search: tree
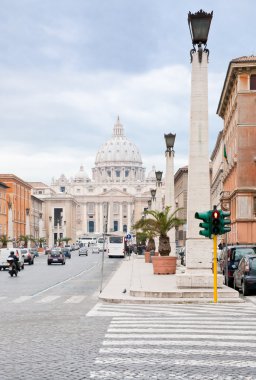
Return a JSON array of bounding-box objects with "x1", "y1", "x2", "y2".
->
[
  {"x1": 133, "y1": 206, "x2": 185, "y2": 256},
  {"x1": 38, "y1": 237, "x2": 46, "y2": 248},
  {"x1": 0, "y1": 234, "x2": 11, "y2": 248},
  {"x1": 18, "y1": 235, "x2": 35, "y2": 248}
]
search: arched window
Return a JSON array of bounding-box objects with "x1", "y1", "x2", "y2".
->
[
  {"x1": 123, "y1": 225, "x2": 127, "y2": 233},
  {"x1": 250, "y1": 75, "x2": 256, "y2": 90},
  {"x1": 114, "y1": 221, "x2": 118, "y2": 232}
]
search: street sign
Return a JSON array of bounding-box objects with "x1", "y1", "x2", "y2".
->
[{"x1": 126, "y1": 234, "x2": 132, "y2": 240}]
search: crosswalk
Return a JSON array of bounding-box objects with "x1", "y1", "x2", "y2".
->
[
  {"x1": 87, "y1": 303, "x2": 256, "y2": 379},
  {"x1": 0, "y1": 294, "x2": 87, "y2": 304}
]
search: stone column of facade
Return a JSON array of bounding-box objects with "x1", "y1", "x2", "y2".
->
[
  {"x1": 176, "y1": 51, "x2": 222, "y2": 288},
  {"x1": 107, "y1": 202, "x2": 112, "y2": 233},
  {"x1": 99, "y1": 203, "x2": 103, "y2": 234},
  {"x1": 119, "y1": 203, "x2": 123, "y2": 232},
  {"x1": 25, "y1": 208, "x2": 31, "y2": 248},
  {"x1": 165, "y1": 149, "x2": 176, "y2": 256},
  {"x1": 127, "y1": 203, "x2": 131, "y2": 233},
  {"x1": 95, "y1": 202, "x2": 98, "y2": 233},
  {"x1": 7, "y1": 201, "x2": 13, "y2": 248},
  {"x1": 84, "y1": 203, "x2": 87, "y2": 233},
  {"x1": 155, "y1": 182, "x2": 162, "y2": 211}
]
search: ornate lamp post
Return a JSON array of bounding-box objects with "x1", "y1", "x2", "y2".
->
[
  {"x1": 177, "y1": 10, "x2": 215, "y2": 288},
  {"x1": 25, "y1": 208, "x2": 31, "y2": 248},
  {"x1": 48, "y1": 216, "x2": 53, "y2": 248},
  {"x1": 164, "y1": 132, "x2": 176, "y2": 256},
  {"x1": 155, "y1": 171, "x2": 163, "y2": 211}
]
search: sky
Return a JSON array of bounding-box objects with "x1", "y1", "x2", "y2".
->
[{"x1": 0, "y1": 0, "x2": 255, "y2": 184}]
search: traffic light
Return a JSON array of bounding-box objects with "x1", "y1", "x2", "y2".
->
[
  {"x1": 220, "y1": 210, "x2": 231, "y2": 234},
  {"x1": 211, "y1": 209, "x2": 221, "y2": 235},
  {"x1": 195, "y1": 211, "x2": 212, "y2": 238}
]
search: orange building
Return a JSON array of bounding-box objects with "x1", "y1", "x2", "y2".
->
[
  {"x1": 0, "y1": 174, "x2": 32, "y2": 241},
  {"x1": 0, "y1": 182, "x2": 9, "y2": 237},
  {"x1": 217, "y1": 56, "x2": 256, "y2": 244}
]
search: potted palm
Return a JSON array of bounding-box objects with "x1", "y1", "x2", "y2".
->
[
  {"x1": 134, "y1": 206, "x2": 185, "y2": 274},
  {"x1": 0, "y1": 234, "x2": 11, "y2": 248},
  {"x1": 133, "y1": 225, "x2": 156, "y2": 263}
]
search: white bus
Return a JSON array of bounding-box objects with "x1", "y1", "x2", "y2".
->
[
  {"x1": 107, "y1": 235, "x2": 125, "y2": 258},
  {"x1": 78, "y1": 236, "x2": 97, "y2": 248}
]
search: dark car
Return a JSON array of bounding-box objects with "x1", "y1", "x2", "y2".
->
[
  {"x1": 221, "y1": 245, "x2": 256, "y2": 287},
  {"x1": 233, "y1": 254, "x2": 256, "y2": 296},
  {"x1": 48, "y1": 249, "x2": 66, "y2": 265},
  {"x1": 61, "y1": 247, "x2": 71, "y2": 259}
]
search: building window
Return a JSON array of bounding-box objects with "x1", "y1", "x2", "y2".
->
[
  {"x1": 88, "y1": 203, "x2": 94, "y2": 214},
  {"x1": 250, "y1": 75, "x2": 256, "y2": 90},
  {"x1": 60, "y1": 186, "x2": 65, "y2": 192},
  {"x1": 88, "y1": 221, "x2": 95, "y2": 232},
  {"x1": 123, "y1": 188, "x2": 127, "y2": 192},
  {"x1": 103, "y1": 188, "x2": 107, "y2": 192},
  {"x1": 116, "y1": 170, "x2": 120, "y2": 177},
  {"x1": 125, "y1": 170, "x2": 129, "y2": 177},
  {"x1": 123, "y1": 224, "x2": 127, "y2": 233},
  {"x1": 114, "y1": 221, "x2": 118, "y2": 232},
  {"x1": 113, "y1": 203, "x2": 119, "y2": 214}
]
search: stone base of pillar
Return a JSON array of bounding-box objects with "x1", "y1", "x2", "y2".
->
[
  {"x1": 176, "y1": 270, "x2": 224, "y2": 288},
  {"x1": 7, "y1": 242, "x2": 14, "y2": 249}
]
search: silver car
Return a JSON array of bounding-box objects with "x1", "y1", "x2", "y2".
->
[{"x1": 78, "y1": 247, "x2": 88, "y2": 256}]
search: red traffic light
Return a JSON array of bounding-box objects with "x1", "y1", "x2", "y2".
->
[{"x1": 212, "y1": 210, "x2": 220, "y2": 219}]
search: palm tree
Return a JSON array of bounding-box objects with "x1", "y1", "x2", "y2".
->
[
  {"x1": 38, "y1": 237, "x2": 46, "y2": 248},
  {"x1": 0, "y1": 234, "x2": 10, "y2": 248},
  {"x1": 133, "y1": 206, "x2": 185, "y2": 256},
  {"x1": 18, "y1": 235, "x2": 35, "y2": 248}
]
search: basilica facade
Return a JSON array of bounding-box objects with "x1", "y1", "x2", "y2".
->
[{"x1": 31, "y1": 117, "x2": 156, "y2": 244}]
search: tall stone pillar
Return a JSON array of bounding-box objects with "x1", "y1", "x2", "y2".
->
[
  {"x1": 127, "y1": 203, "x2": 131, "y2": 233},
  {"x1": 119, "y1": 203, "x2": 123, "y2": 232},
  {"x1": 48, "y1": 216, "x2": 53, "y2": 248},
  {"x1": 176, "y1": 50, "x2": 219, "y2": 288},
  {"x1": 99, "y1": 203, "x2": 103, "y2": 233},
  {"x1": 39, "y1": 213, "x2": 44, "y2": 238}
]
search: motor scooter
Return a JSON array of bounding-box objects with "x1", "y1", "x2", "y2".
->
[{"x1": 7, "y1": 258, "x2": 18, "y2": 277}]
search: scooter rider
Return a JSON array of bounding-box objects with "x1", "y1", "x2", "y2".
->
[{"x1": 7, "y1": 251, "x2": 20, "y2": 271}]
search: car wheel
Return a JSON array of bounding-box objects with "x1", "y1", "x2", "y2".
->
[
  {"x1": 242, "y1": 281, "x2": 249, "y2": 296},
  {"x1": 48, "y1": 262, "x2": 51, "y2": 265},
  {"x1": 31, "y1": 260, "x2": 34, "y2": 265}
]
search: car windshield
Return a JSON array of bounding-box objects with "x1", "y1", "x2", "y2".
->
[
  {"x1": 51, "y1": 251, "x2": 60, "y2": 256},
  {"x1": 233, "y1": 248, "x2": 256, "y2": 261}
]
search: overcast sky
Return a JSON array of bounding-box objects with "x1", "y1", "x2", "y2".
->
[{"x1": 0, "y1": 0, "x2": 255, "y2": 184}]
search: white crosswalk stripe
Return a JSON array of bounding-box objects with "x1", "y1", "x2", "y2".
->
[
  {"x1": 36, "y1": 295, "x2": 61, "y2": 303},
  {"x1": 64, "y1": 295, "x2": 86, "y2": 303},
  {"x1": 88, "y1": 302, "x2": 256, "y2": 379},
  {"x1": 12, "y1": 296, "x2": 32, "y2": 303}
]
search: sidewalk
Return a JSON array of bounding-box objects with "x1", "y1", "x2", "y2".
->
[{"x1": 99, "y1": 254, "x2": 244, "y2": 304}]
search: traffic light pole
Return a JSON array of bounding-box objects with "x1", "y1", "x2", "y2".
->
[{"x1": 213, "y1": 234, "x2": 218, "y2": 303}]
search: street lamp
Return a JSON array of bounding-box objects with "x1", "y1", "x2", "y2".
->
[
  {"x1": 164, "y1": 132, "x2": 176, "y2": 256},
  {"x1": 155, "y1": 170, "x2": 163, "y2": 183},
  {"x1": 164, "y1": 133, "x2": 176, "y2": 152},
  {"x1": 150, "y1": 188, "x2": 156, "y2": 200},
  {"x1": 188, "y1": 10, "x2": 213, "y2": 62}
]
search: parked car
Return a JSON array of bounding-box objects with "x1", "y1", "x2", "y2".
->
[
  {"x1": 220, "y1": 245, "x2": 256, "y2": 287},
  {"x1": 61, "y1": 247, "x2": 71, "y2": 259},
  {"x1": 233, "y1": 254, "x2": 256, "y2": 296},
  {"x1": 78, "y1": 247, "x2": 88, "y2": 256},
  {"x1": 21, "y1": 248, "x2": 35, "y2": 265},
  {"x1": 48, "y1": 249, "x2": 66, "y2": 265}
]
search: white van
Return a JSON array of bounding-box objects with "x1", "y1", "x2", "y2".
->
[{"x1": 0, "y1": 248, "x2": 25, "y2": 271}]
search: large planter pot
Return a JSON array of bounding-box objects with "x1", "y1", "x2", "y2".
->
[
  {"x1": 151, "y1": 256, "x2": 177, "y2": 275},
  {"x1": 144, "y1": 250, "x2": 156, "y2": 263}
]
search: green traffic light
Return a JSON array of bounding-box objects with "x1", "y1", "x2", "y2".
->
[{"x1": 195, "y1": 211, "x2": 212, "y2": 238}]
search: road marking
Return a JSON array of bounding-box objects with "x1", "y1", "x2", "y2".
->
[
  {"x1": 12, "y1": 296, "x2": 32, "y2": 303},
  {"x1": 31, "y1": 263, "x2": 99, "y2": 298},
  {"x1": 36, "y1": 296, "x2": 61, "y2": 303},
  {"x1": 64, "y1": 296, "x2": 86, "y2": 303}
]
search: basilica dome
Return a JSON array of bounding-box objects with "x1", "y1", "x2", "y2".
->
[
  {"x1": 93, "y1": 117, "x2": 145, "y2": 183},
  {"x1": 95, "y1": 117, "x2": 142, "y2": 167}
]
